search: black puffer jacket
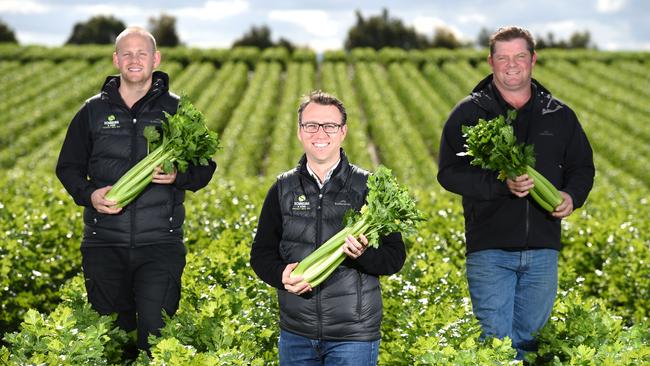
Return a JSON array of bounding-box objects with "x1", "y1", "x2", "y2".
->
[
  {"x1": 56, "y1": 71, "x2": 216, "y2": 247},
  {"x1": 250, "y1": 151, "x2": 406, "y2": 341},
  {"x1": 437, "y1": 75, "x2": 594, "y2": 254}
]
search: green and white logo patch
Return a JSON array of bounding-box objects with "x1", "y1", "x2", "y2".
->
[
  {"x1": 102, "y1": 114, "x2": 120, "y2": 129},
  {"x1": 292, "y1": 194, "x2": 310, "y2": 211}
]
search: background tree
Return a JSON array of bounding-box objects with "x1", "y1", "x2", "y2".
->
[
  {"x1": 536, "y1": 30, "x2": 593, "y2": 49},
  {"x1": 476, "y1": 27, "x2": 492, "y2": 48},
  {"x1": 149, "y1": 13, "x2": 181, "y2": 47},
  {"x1": 66, "y1": 15, "x2": 125, "y2": 45},
  {"x1": 568, "y1": 30, "x2": 592, "y2": 48},
  {"x1": 233, "y1": 25, "x2": 274, "y2": 49},
  {"x1": 232, "y1": 25, "x2": 295, "y2": 51},
  {"x1": 276, "y1": 37, "x2": 295, "y2": 53},
  {"x1": 345, "y1": 8, "x2": 429, "y2": 50},
  {"x1": 0, "y1": 19, "x2": 18, "y2": 44},
  {"x1": 431, "y1": 26, "x2": 462, "y2": 49}
]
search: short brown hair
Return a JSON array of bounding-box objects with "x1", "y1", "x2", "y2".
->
[
  {"x1": 298, "y1": 90, "x2": 347, "y2": 125},
  {"x1": 489, "y1": 26, "x2": 535, "y2": 55}
]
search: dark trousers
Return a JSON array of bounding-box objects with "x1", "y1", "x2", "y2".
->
[{"x1": 81, "y1": 244, "x2": 186, "y2": 351}]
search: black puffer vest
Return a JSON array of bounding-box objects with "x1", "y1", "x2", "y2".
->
[
  {"x1": 82, "y1": 71, "x2": 184, "y2": 247},
  {"x1": 276, "y1": 152, "x2": 384, "y2": 341}
]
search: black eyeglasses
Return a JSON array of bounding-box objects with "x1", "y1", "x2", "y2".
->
[{"x1": 299, "y1": 122, "x2": 343, "y2": 134}]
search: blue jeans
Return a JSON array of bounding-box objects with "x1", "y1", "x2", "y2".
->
[
  {"x1": 278, "y1": 329, "x2": 379, "y2": 366},
  {"x1": 466, "y1": 248, "x2": 558, "y2": 360}
]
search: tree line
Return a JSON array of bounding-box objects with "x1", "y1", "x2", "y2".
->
[{"x1": 1, "y1": 9, "x2": 594, "y2": 50}]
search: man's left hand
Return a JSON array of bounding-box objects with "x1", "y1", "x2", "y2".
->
[
  {"x1": 342, "y1": 234, "x2": 368, "y2": 259},
  {"x1": 152, "y1": 166, "x2": 177, "y2": 184},
  {"x1": 552, "y1": 191, "x2": 574, "y2": 218}
]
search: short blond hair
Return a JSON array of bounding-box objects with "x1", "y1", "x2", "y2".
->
[{"x1": 115, "y1": 26, "x2": 157, "y2": 52}]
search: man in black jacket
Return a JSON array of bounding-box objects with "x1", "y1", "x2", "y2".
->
[
  {"x1": 56, "y1": 26, "x2": 215, "y2": 355},
  {"x1": 250, "y1": 90, "x2": 405, "y2": 365},
  {"x1": 437, "y1": 27, "x2": 594, "y2": 360}
]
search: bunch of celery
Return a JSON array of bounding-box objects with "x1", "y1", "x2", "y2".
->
[
  {"x1": 457, "y1": 110, "x2": 562, "y2": 211},
  {"x1": 290, "y1": 165, "x2": 422, "y2": 287},
  {"x1": 105, "y1": 95, "x2": 220, "y2": 208}
]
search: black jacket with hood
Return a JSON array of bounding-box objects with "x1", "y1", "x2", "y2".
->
[
  {"x1": 56, "y1": 71, "x2": 216, "y2": 247},
  {"x1": 437, "y1": 75, "x2": 594, "y2": 254}
]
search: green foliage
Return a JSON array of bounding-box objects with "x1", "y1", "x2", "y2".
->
[
  {"x1": 291, "y1": 48, "x2": 317, "y2": 63},
  {"x1": 529, "y1": 290, "x2": 650, "y2": 365},
  {"x1": 158, "y1": 95, "x2": 222, "y2": 173},
  {"x1": 431, "y1": 27, "x2": 463, "y2": 49},
  {"x1": 1, "y1": 276, "x2": 129, "y2": 365},
  {"x1": 0, "y1": 172, "x2": 84, "y2": 333},
  {"x1": 459, "y1": 111, "x2": 535, "y2": 180},
  {"x1": 0, "y1": 48, "x2": 649, "y2": 365},
  {"x1": 378, "y1": 47, "x2": 408, "y2": 64},
  {"x1": 233, "y1": 25, "x2": 273, "y2": 49},
  {"x1": 65, "y1": 15, "x2": 126, "y2": 45},
  {"x1": 293, "y1": 166, "x2": 423, "y2": 286},
  {"x1": 106, "y1": 95, "x2": 221, "y2": 207},
  {"x1": 232, "y1": 25, "x2": 295, "y2": 52},
  {"x1": 360, "y1": 165, "x2": 424, "y2": 245},
  {"x1": 260, "y1": 47, "x2": 289, "y2": 64},
  {"x1": 536, "y1": 30, "x2": 594, "y2": 50},
  {"x1": 345, "y1": 8, "x2": 430, "y2": 50},
  {"x1": 228, "y1": 47, "x2": 260, "y2": 68},
  {"x1": 0, "y1": 19, "x2": 18, "y2": 44},
  {"x1": 350, "y1": 47, "x2": 378, "y2": 62}
]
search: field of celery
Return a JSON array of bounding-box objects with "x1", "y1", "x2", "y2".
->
[{"x1": 0, "y1": 45, "x2": 648, "y2": 365}]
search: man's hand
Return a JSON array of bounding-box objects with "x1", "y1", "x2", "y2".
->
[
  {"x1": 152, "y1": 166, "x2": 177, "y2": 184},
  {"x1": 342, "y1": 234, "x2": 368, "y2": 259},
  {"x1": 552, "y1": 191, "x2": 574, "y2": 219},
  {"x1": 506, "y1": 174, "x2": 534, "y2": 197},
  {"x1": 282, "y1": 263, "x2": 312, "y2": 295},
  {"x1": 91, "y1": 186, "x2": 122, "y2": 214}
]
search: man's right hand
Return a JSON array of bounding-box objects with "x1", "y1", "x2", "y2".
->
[
  {"x1": 282, "y1": 262, "x2": 312, "y2": 295},
  {"x1": 506, "y1": 174, "x2": 534, "y2": 197},
  {"x1": 91, "y1": 186, "x2": 122, "y2": 214}
]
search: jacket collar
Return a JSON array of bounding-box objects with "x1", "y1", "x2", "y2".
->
[
  {"x1": 100, "y1": 70, "x2": 170, "y2": 107},
  {"x1": 298, "y1": 148, "x2": 351, "y2": 192},
  {"x1": 470, "y1": 74, "x2": 560, "y2": 116}
]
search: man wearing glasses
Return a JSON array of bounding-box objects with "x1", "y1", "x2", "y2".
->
[{"x1": 250, "y1": 90, "x2": 405, "y2": 365}]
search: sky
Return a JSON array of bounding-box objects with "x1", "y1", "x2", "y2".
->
[{"x1": 1, "y1": 0, "x2": 648, "y2": 52}]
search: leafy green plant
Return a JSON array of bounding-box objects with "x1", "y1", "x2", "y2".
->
[
  {"x1": 458, "y1": 112, "x2": 563, "y2": 211},
  {"x1": 528, "y1": 289, "x2": 650, "y2": 365},
  {"x1": 291, "y1": 165, "x2": 423, "y2": 287},
  {"x1": 105, "y1": 95, "x2": 221, "y2": 207}
]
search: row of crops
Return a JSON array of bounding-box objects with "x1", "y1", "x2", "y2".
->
[{"x1": 0, "y1": 45, "x2": 648, "y2": 365}]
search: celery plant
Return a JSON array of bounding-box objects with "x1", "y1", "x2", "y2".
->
[
  {"x1": 105, "y1": 96, "x2": 221, "y2": 207},
  {"x1": 457, "y1": 110, "x2": 563, "y2": 211},
  {"x1": 291, "y1": 166, "x2": 422, "y2": 287}
]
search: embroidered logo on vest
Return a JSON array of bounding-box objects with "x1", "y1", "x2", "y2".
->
[
  {"x1": 102, "y1": 114, "x2": 120, "y2": 129},
  {"x1": 292, "y1": 194, "x2": 311, "y2": 211}
]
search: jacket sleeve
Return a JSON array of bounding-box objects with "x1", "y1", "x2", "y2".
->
[
  {"x1": 55, "y1": 104, "x2": 96, "y2": 207},
  {"x1": 250, "y1": 182, "x2": 286, "y2": 289},
  {"x1": 560, "y1": 109, "x2": 595, "y2": 209},
  {"x1": 436, "y1": 100, "x2": 512, "y2": 200},
  {"x1": 355, "y1": 232, "x2": 406, "y2": 276},
  {"x1": 174, "y1": 159, "x2": 217, "y2": 192}
]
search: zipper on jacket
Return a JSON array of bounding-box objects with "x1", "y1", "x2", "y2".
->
[
  {"x1": 315, "y1": 189, "x2": 324, "y2": 340},
  {"x1": 130, "y1": 116, "x2": 138, "y2": 248}
]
